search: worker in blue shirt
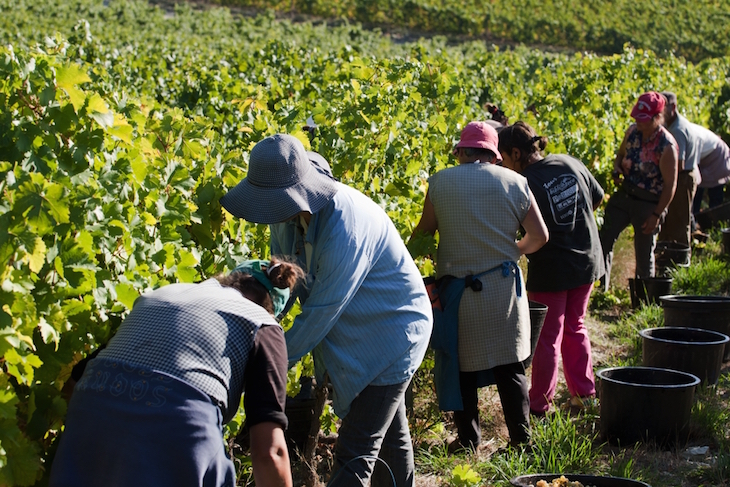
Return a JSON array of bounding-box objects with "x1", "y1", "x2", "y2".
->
[{"x1": 221, "y1": 134, "x2": 433, "y2": 487}]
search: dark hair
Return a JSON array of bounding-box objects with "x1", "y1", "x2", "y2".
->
[
  {"x1": 485, "y1": 103, "x2": 509, "y2": 125},
  {"x1": 216, "y1": 256, "x2": 305, "y2": 315},
  {"x1": 462, "y1": 147, "x2": 496, "y2": 162},
  {"x1": 661, "y1": 91, "x2": 677, "y2": 106},
  {"x1": 498, "y1": 121, "x2": 548, "y2": 171}
]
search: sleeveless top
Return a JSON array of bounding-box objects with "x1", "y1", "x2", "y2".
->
[
  {"x1": 428, "y1": 163, "x2": 531, "y2": 371},
  {"x1": 623, "y1": 124, "x2": 677, "y2": 196}
]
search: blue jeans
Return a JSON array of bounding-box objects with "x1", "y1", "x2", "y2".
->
[{"x1": 328, "y1": 381, "x2": 413, "y2": 487}]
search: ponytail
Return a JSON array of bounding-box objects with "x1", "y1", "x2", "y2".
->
[
  {"x1": 498, "y1": 121, "x2": 548, "y2": 170},
  {"x1": 217, "y1": 256, "x2": 305, "y2": 317}
]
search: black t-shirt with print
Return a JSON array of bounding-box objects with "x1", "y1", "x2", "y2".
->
[{"x1": 522, "y1": 154, "x2": 605, "y2": 292}]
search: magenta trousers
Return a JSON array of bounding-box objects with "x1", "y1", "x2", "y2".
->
[{"x1": 528, "y1": 283, "x2": 596, "y2": 414}]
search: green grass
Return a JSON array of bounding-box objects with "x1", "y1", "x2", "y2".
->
[{"x1": 670, "y1": 257, "x2": 730, "y2": 296}]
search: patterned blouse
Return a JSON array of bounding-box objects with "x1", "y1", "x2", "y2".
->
[{"x1": 623, "y1": 124, "x2": 677, "y2": 196}]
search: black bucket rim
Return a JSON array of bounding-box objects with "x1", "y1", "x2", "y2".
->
[
  {"x1": 629, "y1": 276, "x2": 674, "y2": 283},
  {"x1": 510, "y1": 473, "x2": 651, "y2": 487},
  {"x1": 597, "y1": 366, "x2": 701, "y2": 389},
  {"x1": 639, "y1": 327, "x2": 730, "y2": 346},
  {"x1": 655, "y1": 241, "x2": 691, "y2": 251},
  {"x1": 528, "y1": 300, "x2": 548, "y2": 310},
  {"x1": 659, "y1": 294, "x2": 730, "y2": 305}
]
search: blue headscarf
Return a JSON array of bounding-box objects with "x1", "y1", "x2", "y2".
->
[{"x1": 232, "y1": 260, "x2": 290, "y2": 317}]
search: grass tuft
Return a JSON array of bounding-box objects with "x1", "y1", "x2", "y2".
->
[{"x1": 670, "y1": 256, "x2": 730, "y2": 296}]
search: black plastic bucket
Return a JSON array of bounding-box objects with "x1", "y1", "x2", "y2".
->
[
  {"x1": 629, "y1": 277, "x2": 672, "y2": 308},
  {"x1": 640, "y1": 327, "x2": 729, "y2": 386},
  {"x1": 654, "y1": 241, "x2": 690, "y2": 277},
  {"x1": 523, "y1": 300, "x2": 548, "y2": 368},
  {"x1": 511, "y1": 474, "x2": 651, "y2": 487},
  {"x1": 695, "y1": 200, "x2": 730, "y2": 230},
  {"x1": 722, "y1": 228, "x2": 730, "y2": 255},
  {"x1": 597, "y1": 366, "x2": 700, "y2": 446},
  {"x1": 660, "y1": 295, "x2": 730, "y2": 362}
]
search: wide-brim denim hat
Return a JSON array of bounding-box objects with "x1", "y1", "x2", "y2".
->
[
  {"x1": 221, "y1": 134, "x2": 339, "y2": 224},
  {"x1": 307, "y1": 151, "x2": 336, "y2": 179}
]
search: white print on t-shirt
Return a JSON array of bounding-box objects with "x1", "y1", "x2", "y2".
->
[{"x1": 542, "y1": 174, "x2": 584, "y2": 226}]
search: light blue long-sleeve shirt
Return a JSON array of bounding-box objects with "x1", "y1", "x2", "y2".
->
[{"x1": 270, "y1": 183, "x2": 432, "y2": 417}]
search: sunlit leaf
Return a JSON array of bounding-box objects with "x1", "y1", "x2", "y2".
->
[{"x1": 115, "y1": 283, "x2": 139, "y2": 310}]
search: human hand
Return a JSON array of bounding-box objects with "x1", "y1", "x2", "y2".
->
[
  {"x1": 620, "y1": 158, "x2": 631, "y2": 173},
  {"x1": 611, "y1": 169, "x2": 622, "y2": 184},
  {"x1": 641, "y1": 213, "x2": 660, "y2": 234}
]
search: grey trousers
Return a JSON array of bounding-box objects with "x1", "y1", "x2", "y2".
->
[
  {"x1": 599, "y1": 190, "x2": 661, "y2": 291},
  {"x1": 329, "y1": 381, "x2": 413, "y2": 487}
]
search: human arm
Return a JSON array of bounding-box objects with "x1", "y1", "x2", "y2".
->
[
  {"x1": 410, "y1": 190, "x2": 438, "y2": 238},
  {"x1": 584, "y1": 166, "x2": 605, "y2": 211},
  {"x1": 407, "y1": 190, "x2": 438, "y2": 255},
  {"x1": 614, "y1": 130, "x2": 630, "y2": 177},
  {"x1": 516, "y1": 189, "x2": 549, "y2": 255},
  {"x1": 243, "y1": 326, "x2": 292, "y2": 487},
  {"x1": 641, "y1": 144, "x2": 678, "y2": 234},
  {"x1": 283, "y1": 212, "x2": 372, "y2": 363},
  {"x1": 250, "y1": 422, "x2": 292, "y2": 487}
]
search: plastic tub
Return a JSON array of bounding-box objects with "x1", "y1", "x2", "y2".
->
[
  {"x1": 695, "y1": 200, "x2": 730, "y2": 230},
  {"x1": 641, "y1": 327, "x2": 729, "y2": 386},
  {"x1": 285, "y1": 376, "x2": 317, "y2": 450},
  {"x1": 654, "y1": 241, "x2": 690, "y2": 277},
  {"x1": 660, "y1": 295, "x2": 730, "y2": 361},
  {"x1": 523, "y1": 300, "x2": 548, "y2": 368},
  {"x1": 629, "y1": 277, "x2": 672, "y2": 308},
  {"x1": 597, "y1": 366, "x2": 700, "y2": 446}
]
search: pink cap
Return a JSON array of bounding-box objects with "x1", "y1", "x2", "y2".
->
[
  {"x1": 454, "y1": 121, "x2": 503, "y2": 162},
  {"x1": 630, "y1": 92, "x2": 665, "y2": 122}
]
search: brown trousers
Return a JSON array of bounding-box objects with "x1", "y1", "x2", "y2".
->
[{"x1": 658, "y1": 170, "x2": 699, "y2": 247}]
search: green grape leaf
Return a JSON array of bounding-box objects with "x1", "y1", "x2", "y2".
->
[
  {"x1": 90, "y1": 111, "x2": 114, "y2": 129},
  {"x1": 61, "y1": 86, "x2": 87, "y2": 112},
  {"x1": 110, "y1": 117, "x2": 133, "y2": 144},
  {"x1": 0, "y1": 424, "x2": 43, "y2": 486},
  {"x1": 56, "y1": 64, "x2": 91, "y2": 113},
  {"x1": 115, "y1": 282, "x2": 139, "y2": 310},
  {"x1": 0, "y1": 388, "x2": 19, "y2": 421},
  {"x1": 61, "y1": 298, "x2": 90, "y2": 317},
  {"x1": 174, "y1": 249, "x2": 200, "y2": 283},
  {"x1": 451, "y1": 464, "x2": 481, "y2": 487},
  {"x1": 86, "y1": 93, "x2": 109, "y2": 114},
  {"x1": 37, "y1": 317, "x2": 60, "y2": 347},
  {"x1": 23, "y1": 237, "x2": 46, "y2": 274},
  {"x1": 44, "y1": 183, "x2": 70, "y2": 224},
  {"x1": 56, "y1": 64, "x2": 91, "y2": 89},
  {"x1": 128, "y1": 150, "x2": 149, "y2": 183}
]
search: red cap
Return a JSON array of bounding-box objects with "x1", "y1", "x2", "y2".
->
[
  {"x1": 630, "y1": 92, "x2": 665, "y2": 122},
  {"x1": 454, "y1": 121, "x2": 502, "y2": 162}
]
